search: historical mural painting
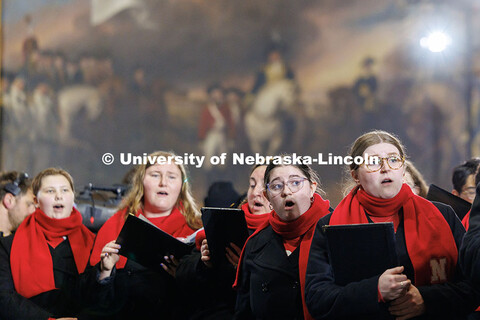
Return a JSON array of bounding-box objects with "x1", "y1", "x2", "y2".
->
[{"x1": 1, "y1": 0, "x2": 479, "y2": 204}]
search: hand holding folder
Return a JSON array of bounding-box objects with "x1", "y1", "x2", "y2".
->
[
  {"x1": 201, "y1": 207, "x2": 249, "y2": 267},
  {"x1": 116, "y1": 214, "x2": 194, "y2": 272},
  {"x1": 323, "y1": 222, "x2": 398, "y2": 286}
]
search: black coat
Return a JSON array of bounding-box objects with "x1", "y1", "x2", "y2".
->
[
  {"x1": 234, "y1": 226, "x2": 304, "y2": 320},
  {"x1": 460, "y1": 185, "x2": 480, "y2": 284},
  {"x1": 93, "y1": 258, "x2": 177, "y2": 320},
  {"x1": 175, "y1": 249, "x2": 236, "y2": 320},
  {"x1": 174, "y1": 227, "x2": 259, "y2": 320},
  {"x1": 305, "y1": 202, "x2": 478, "y2": 320},
  {"x1": 0, "y1": 234, "x2": 114, "y2": 320}
]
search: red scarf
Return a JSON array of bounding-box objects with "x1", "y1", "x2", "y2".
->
[
  {"x1": 10, "y1": 208, "x2": 94, "y2": 298},
  {"x1": 462, "y1": 210, "x2": 471, "y2": 230},
  {"x1": 330, "y1": 184, "x2": 458, "y2": 286},
  {"x1": 90, "y1": 206, "x2": 195, "y2": 269},
  {"x1": 233, "y1": 193, "x2": 330, "y2": 320},
  {"x1": 241, "y1": 202, "x2": 269, "y2": 230}
]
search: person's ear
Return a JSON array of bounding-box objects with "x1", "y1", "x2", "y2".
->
[
  {"x1": 2, "y1": 193, "x2": 16, "y2": 210},
  {"x1": 310, "y1": 181, "x2": 317, "y2": 198},
  {"x1": 351, "y1": 170, "x2": 360, "y2": 184},
  {"x1": 452, "y1": 189, "x2": 460, "y2": 197}
]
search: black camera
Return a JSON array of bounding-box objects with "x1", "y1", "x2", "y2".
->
[{"x1": 76, "y1": 183, "x2": 129, "y2": 232}]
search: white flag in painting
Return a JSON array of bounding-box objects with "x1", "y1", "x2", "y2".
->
[{"x1": 90, "y1": 0, "x2": 157, "y2": 29}]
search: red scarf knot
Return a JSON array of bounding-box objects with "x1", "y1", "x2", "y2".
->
[{"x1": 11, "y1": 208, "x2": 94, "y2": 298}]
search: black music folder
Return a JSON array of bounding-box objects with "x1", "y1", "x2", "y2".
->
[
  {"x1": 201, "y1": 207, "x2": 249, "y2": 266},
  {"x1": 427, "y1": 184, "x2": 471, "y2": 220},
  {"x1": 323, "y1": 222, "x2": 398, "y2": 286},
  {"x1": 116, "y1": 214, "x2": 193, "y2": 272}
]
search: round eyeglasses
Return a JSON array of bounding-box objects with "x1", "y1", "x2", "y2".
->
[
  {"x1": 266, "y1": 177, "x2": 308, "y2": 196},
  {"x1": 364, "y1": 156, "x2": 404, "y2": 172}
]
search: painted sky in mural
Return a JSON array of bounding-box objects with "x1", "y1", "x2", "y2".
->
[{"x1": 1, "y1": 0, "x2": 477, "y2": 204}]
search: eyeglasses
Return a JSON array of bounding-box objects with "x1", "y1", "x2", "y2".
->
[
  {"x1": 266, "y1": 177, "x2": 308, "y2": 196},
  {"x1": 461, "y1": 187, "x2": 476, "y2": 201},
  {"x1": 364, "y1": 156, "x2": 404, "y2": 172}
]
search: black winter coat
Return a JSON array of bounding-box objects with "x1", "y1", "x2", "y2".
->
[
  {"x1": 234, "y1": 226, "x2": 304, "y2": 320},
  {"x1": 0, "y1": 235, "x2": 114, "y2": 320},
  {"x1": 305, "y1": 202, "x2": 478, "y2": 320}
]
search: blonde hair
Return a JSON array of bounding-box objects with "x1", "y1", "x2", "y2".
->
[
  {"x1": 32, "y1": 167, "x2": 74, "y2": 196},
  {"x1": 343, "y1": 130, "x2": 406, "y2": 195},
  {"x1": 405, "y1": 160, "x2": 428, "y2": 198},
  {"x1": 120, "y1": 151, "x2": 202, "y2": 229}
]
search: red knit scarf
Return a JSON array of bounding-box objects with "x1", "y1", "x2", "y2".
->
[
  {"x1": 241, "y1": 202, "x2": 269, "y2": 230},
  {"x1": 90, "y1": 206, "x2": 195, "y2": 269},
  {"x1": 10, "y1": 208, "x2": 94, "y2": 298},
  {"x1": 233, "y1": 193, "x2": 330, "y2": 320},
  {"x1": 330, "y1": 184, "x2": 458, "y2": 286}
]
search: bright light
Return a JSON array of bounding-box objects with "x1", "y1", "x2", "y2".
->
[{"x1": 420, "y1": 31, "x2": 451, "y2": 53}]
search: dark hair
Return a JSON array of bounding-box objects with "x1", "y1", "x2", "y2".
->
[
  {"x1": 0, "y1": 171, "x2": 32, "y2": 200},
  {"x1": 452, "y1": 158, "x2": 480, "y2": 193},
  {"x1": 207, "y1": 83, "x2": 223, "y2": 95},
  {"x1": 225, "y1": 87, "x2": 244, "y2": 98},
  {"x1": 263, "y1": 156, "x2": 322, "y2": 195}
]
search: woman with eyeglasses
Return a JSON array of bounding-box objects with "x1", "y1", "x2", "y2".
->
[
  {"x1": 233, "y1": 160, "x2": 332, "y2": 319},
  {"x1": 305, "y1": 130, "x2": 477, "y2": 320}
]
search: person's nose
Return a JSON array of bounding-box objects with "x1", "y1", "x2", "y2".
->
[
  {"x1": 282, "y1": 183, "x2": 293, "y2": 196},
  {"x1": 380, "y1": 158, "x2": 390, "y2": 173},
  {"x1": 55, "y1": 190, "x2": 63, "y2": 200},
  {"x1": 253, "y1": 185, "x2": 263, "y2": 196},
  {"x1": 159, "y1": 175, "x2": 167, "y2": 186}
]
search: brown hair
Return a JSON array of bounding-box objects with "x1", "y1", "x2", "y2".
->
[
  {"x1": 344, "y1": 130, "x2": 406, "y2": 195},
  {"x1": 32, "y1": 168, "x2": 74, "y2": 196},
  {"x1": 120, "y1": 150, "x2": 202, "y2": 229},
  {"x1": 238, "y1": 164, "x2": 267, "y2": 208},
  {"x1": 263, "y1": 155, "x2": 325, "y2": 197},
  {"x1": 0, "y1": 171, "x2": 32, "y2": 199}
]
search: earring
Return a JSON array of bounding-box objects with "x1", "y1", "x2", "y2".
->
[
  {"x1": 269, "y1": 203, "x2": 273, "y2": 210},
  {"x1": 310, "y1": 196, "x2": 314, "y2": 203}
]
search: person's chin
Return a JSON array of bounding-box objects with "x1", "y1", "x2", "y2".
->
[{"x1": 378, "y1": 190, "x2": 398, "y2": 199}]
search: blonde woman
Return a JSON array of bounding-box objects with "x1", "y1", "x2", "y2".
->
[{"x1": 90, "y1": 150, "x2": 201, "y2": 319}]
